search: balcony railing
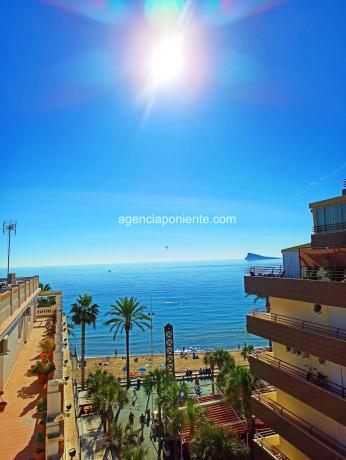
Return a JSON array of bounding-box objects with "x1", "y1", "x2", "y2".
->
[
  {"x1": 252, "y1": 352, "x2": 346, "y2": 399},
  {"x1": 246, "y1": 266, "x2": 346, "y2": 282},
  {"x1": 249, "y1": 309, "x2": 346, "y2": 342},
  {"x1": 253, "y1": 394, "x2": 346, "y2": 457},
  {"x1": 313, "y1": 222, "x2": 346, "y2": 234},
  {"x1": 254, "y1": 432, "x2": 290, "y2": 460}
]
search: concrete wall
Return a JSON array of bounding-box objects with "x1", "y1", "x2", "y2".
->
[{"x1": 0, "y1": 298, "x2": 36, "y2": 391}]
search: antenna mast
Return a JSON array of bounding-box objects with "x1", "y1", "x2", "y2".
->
[{"x1": 3, "y1": 221, "x2": 17, "y2": 277}]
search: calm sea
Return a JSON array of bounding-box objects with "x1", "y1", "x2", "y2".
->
[{"x1": 8, "y1": 260, "x2": 280, "y2": 357}]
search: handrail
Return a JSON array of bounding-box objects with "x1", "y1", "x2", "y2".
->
[
  {"x1": 252, "y1": 353, "x2": 346, "y2": 398},
  {"x1": 313, "y1": 222, "x2": 346, "y2": 234},
  {"x1": 249, "y1": 309, "x2": 346, "y2": 341},
  {"x1": 245, "y1": 266, "x2": 346, "y2": 282},
  {"x1": 254, "y1": 394, "x2": 346, "y2": 455},
  {"x1": 254, "y1": 432, "x2": 290, "y2": 460}
]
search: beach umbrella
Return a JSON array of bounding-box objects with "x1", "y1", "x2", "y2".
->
[{"x1": 138, "y1": 366, "x2": 148, "y2": 373}]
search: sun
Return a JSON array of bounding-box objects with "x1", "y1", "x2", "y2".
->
[{"x1": 150, "y1": 36, "x2": 184, "y2": 86}]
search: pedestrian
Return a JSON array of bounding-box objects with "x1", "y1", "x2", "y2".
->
[
  {"x1": 140, "y1": 413, "x2": 146, "y2": 430},
  {"x1": 129, "y1": 411, "x2": 135, "y2": 425}
]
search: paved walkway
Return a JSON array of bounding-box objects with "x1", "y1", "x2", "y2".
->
[{"x1": 0, "y1": 320, "x2": 47, "y2": 460}]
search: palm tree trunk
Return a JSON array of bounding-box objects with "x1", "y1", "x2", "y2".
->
[
  {"x1": 126, "y1": 327, "x2": 130, "y2": 388},
  {"x1": 211, "y1": 366, "x2": 215, "y2": 394},
  {"x1": 81, "y1": 321, "x2": 86, "y2": 390}
]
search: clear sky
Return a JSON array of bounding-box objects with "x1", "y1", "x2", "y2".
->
[{"x1": 1, "y1": 0, "x2": 346, "y2": 267}]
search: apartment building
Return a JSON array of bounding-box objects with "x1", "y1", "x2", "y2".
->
[
  {"x1": 0, "y1": 274, "x2": 79, "y2": 460},
  {"x1": 245, "y1": 184, "x2": 346, "y2": 460}
]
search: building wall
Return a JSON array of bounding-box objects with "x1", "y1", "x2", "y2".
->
[
  {"x1": 271, "y1": 298, "x2": 346, "y2": 387},
  {"x1": 275, "y1": 389, "x2": 346, "y2": 446},
  {"x1": 279, "y1": 437, "x2": 309, "y2": 460},
  {"x1": 0, "y1": 296, "x2": 37, "y2": 391}
]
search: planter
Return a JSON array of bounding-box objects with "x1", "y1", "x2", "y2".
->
[
  {"x1": 37, "y1": 374, "x2": 48, "y2": 385},
  {"x1": 0, "y1": 401, "x2": 7, "y2": 412},
  {"x1": 35, "y1": 451, "x2": 45, "y2": 460}
]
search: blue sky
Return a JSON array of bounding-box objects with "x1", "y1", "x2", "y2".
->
[{"x1": 1, "y1": 0, "x2": 346, "y2": 267}]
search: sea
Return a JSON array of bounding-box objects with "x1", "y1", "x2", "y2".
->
[{"x1": 7, "y1": 260, "x2": 280, "y2": 357}]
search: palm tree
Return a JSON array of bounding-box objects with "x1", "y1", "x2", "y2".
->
[
  {"x1": 204, "y1": 349, "x2": 235, "y2": 393},
  {"x1": 87, "y1": 370, "x2": 129, "y2": 440},
  {"x1": 113, "y1": 423, "x2": 141, "y2": 457},
  {"x1": 240, "y1": 344, "x2": 254, "y2": 361},
  {"x1": 123, "y1": 445, "x2": 148, "y2": 460},
  {"x1": 190, "y1": 423, "x2": 247, "y2": 460},
  {"x1": 143, "y1": 369, "x2": 175, "y2": 428},
  {"x1": 185, "y1": 397, "x2": 207, "y2": 437},
  {"x1": 104, "y1": 297, "x2": 150, "y2": 387},
  {"x1": 70, "y1": 294, "x2": 99, "y2": 389},
  {"x1": 224, "y1": 366, "x2": 262, "y2": 425},
  {"x1": 39, "y1": 282, "x2": 51, "y2": 291}
]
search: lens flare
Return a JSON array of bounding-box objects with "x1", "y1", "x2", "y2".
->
[{"x1": 151, "y1": 36, "x2": 184, "y2": 86}]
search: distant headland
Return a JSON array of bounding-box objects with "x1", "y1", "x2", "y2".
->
[{"x1": 245, "y1": 253, "x2": 281, "y2": 261}]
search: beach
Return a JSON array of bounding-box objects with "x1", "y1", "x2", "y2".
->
[{"x1": 78, "y1": 349, "x2": 249, "y2": 381}]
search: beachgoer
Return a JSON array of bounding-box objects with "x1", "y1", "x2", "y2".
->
[{"x1": 136, "y1": 378, "x2": 141, "y2": 390}]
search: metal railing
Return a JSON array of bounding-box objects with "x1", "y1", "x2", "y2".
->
[
  {"x1": 254, "y1": 432, "x2": 290, "y2": 460},
  {"x1": 252, "y1": 352, "x2": 346, "y2": 398},
  {"x1": 313, "y1": 222, "x2": 346, "y2": 234},
  {"x1": 253, "y1": 394, "x2": 346, "y2": 456},
  {"x1": 245, "y1": 266, "x2": 346, "y2": 282},
  {"x1": 249, "y1": 309, "x2": 346, "y2": 341}
]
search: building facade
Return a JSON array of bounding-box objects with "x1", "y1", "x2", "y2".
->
[{"x1": 245, "y1": 185, "x2": 346, "y2": 459}]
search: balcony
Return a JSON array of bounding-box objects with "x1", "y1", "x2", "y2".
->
[
  {"x1": 253, "y1": 431, "x2": 290, "y2": 460},
  {"x1": 312, "y1": 223, "x2": 346, "y2": 248},
  {"x1": 252, "y1": 394, "x2": 346, "y2": 460},
  {"x1": 249, "y1": 353, "x2": 346, "y2": 425},
  {"x1": 244, "y1": 266, "x2": 346, "y2": 308},
  {"x1": 246, "y1": 311, "x2": 346, "y2": 366}
]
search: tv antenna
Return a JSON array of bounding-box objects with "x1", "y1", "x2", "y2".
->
[{"x1": 3, "y1": 221, "x2": 17, "y2": 277}]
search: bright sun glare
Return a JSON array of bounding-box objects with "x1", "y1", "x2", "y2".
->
[{"x1": 150, "y1": 36, "x2": 184, "y2": 86}]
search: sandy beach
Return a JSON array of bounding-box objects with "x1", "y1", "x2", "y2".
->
[{"x1": 78, "y1": 350, "x2": 249, "y2": 382}]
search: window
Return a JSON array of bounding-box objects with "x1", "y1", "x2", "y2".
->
[
  {"x1": 316, "y1": 207, "x2": 325, "y2": 226},
  {"x1": 325, "y1": 206, "x2": 333, "y2": 225},
  {"x1": 333, "y1": 204, "x2": 343, "y2": 224}
]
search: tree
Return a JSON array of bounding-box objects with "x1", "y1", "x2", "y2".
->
[
  {"x1": 87, "y1": 370, "x2": 129, "y2": 440},
  {"x1": 123, "y1": 445, "x2": 148, "y2": 460},
  {"x1": 204, "y1": 349, "x2": 235, "y2": 393},
  {"x1": 190, "y1": 424, "x2": 248, "y2": 460},
  {"x1": 224, "y1": 366, "x2": 262, "y2": 425},
  {"x1": 104, "y1": 297, "x2": 150, "y2": 387},
  {"x1": 185, "y1": 397, "x2": 207, "y2": 437},
  {"x1": 39, "y1": 283, "x2": 51, "y2": 291},
  {"x1": 143, "y1": 369, "x2": 175, "y2": 427},
  {"x1": 70, "y1": 294, "x2": 99, "y2": 389},
  {"x1": 112, "y1": 423, "x2": 141, "y2": 458},
  {"x1": 240, "y1": 344, "x2": 254, "y2": 361}
]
